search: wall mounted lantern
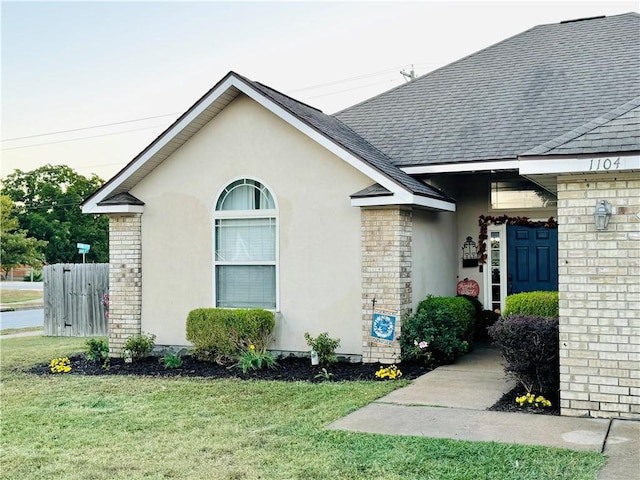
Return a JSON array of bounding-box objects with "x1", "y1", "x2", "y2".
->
[
  {"x1": 594, "y1": 200, "x2": 612, "y2": 230},
  {"x1": 462, "y1": 236, "x2": 479, "y2": 268}
]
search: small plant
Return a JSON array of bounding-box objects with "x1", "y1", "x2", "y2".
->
[
  {"x1": 233, "y1": 345, "x2": 277, "y2": 373},
  {"x1": 50, "y1": 357, "x2": 71, "y2": 374},
  {"x1": 85, "y1": 338, "x2": 110, "y2": 369},
  {"x1": 375, "y1": 364, "x2": 402, "y2": 380},
  {"x1": 304, "y1": 332, "x2": 340, "y2": 365},
  {"x1": 161, "y1": 353, "x2": 183, "y2": 369},
  {"x1": 314, "y1": 368, "x2": 334, "y2": 381},
  {"x1": 515, "y1": 392, "x2": 552, "y2": 408},
  {"x1": 122, "y1": 332, "x2": 156, "y2": 362}
]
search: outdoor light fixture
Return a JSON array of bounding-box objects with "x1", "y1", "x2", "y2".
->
[
  {"x1": 462, "y1": 236, "x2": 479, "y2": 267},
  {"x1": 594, "y1": 200, "x2": 612, "y2": 230}
]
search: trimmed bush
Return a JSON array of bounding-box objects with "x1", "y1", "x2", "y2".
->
[
  {"x1": 502, "y1": 291, "x2": 558, "y2": 318},
  {"x1": 186, "y1": 308, "x2": 275, "y2": 364},
  {"x1": 488, "y1": 314, "x2": 559, "y2": 394},
  {"x1": 401, "y1": 296, "x2": 476, "y2": 365}
]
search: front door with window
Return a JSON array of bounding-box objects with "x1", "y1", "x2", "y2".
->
[{"x1": 506, "y1": 225, "x2": 558, "y2": 295}]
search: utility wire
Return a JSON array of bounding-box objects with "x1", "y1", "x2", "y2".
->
[
  {"x1": 1, "y1": 113, "x2": 180, "y2": 142},
  {"x1": 1, "y1": 124, "x2": 168, "y2": 151}
]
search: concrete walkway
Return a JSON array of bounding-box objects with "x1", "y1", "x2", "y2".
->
[{"x1": 328, "y1": 345, "x2": 639, "y2": 480}]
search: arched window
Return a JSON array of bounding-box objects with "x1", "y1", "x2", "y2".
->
[{"x1": 214, "y1": 179, "x2": 277, "y2": 309}]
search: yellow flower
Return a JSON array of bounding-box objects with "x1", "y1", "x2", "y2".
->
[{"x1": 249, "y1": 344, "x2": 256, "y2": 351}]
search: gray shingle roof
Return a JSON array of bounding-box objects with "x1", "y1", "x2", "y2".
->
[
  {"x1": 334, "y1": 13, "x2": 640, "y2": 167},
  {"x1": 233, "y1": 73, "x2": 453, "y2": 201},
  {"x1": 523, "y1": 97, "x2": 640, "y2": 156},
  {"x1": 98, "y1": 192, "x2": 144, "y2": 206}
]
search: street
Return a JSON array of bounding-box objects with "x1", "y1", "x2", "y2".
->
[
  {"x1": 0, "y1": 281, "x2": 43, "y2": 291},
  {"x1": 0, "y1": 308, "x2": 44, "y2": 329}
]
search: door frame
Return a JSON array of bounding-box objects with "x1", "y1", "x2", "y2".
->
[
  {"x1": 483, "y1": 224, "x2": 507, "y2": 312},
  {"x1": 482, "y1": 218, "x2": 554, "y2": 313}
]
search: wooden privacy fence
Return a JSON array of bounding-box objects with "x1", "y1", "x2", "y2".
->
[{"x1": 44, "y1": 263, "x2": 109, "y2": 337}]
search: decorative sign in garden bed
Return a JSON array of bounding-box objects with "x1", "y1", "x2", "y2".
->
[
  {"x1": 456, "y1": 278, "x2": 479, "y2": 297},
  {"x1": 370, "y1": 308, "x2": 398, "y2": 346}
]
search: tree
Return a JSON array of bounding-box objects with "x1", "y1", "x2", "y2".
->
[
  {"x1": 1, "y1": 165, "x2": 109, "y2": 264},
  {"x1": 0, "y1": 195, "x2": 47, "y2": 276}
]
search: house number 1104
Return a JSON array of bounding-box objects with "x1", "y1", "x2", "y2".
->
[{"x1": 589, "y1": 158, "x2": 620, "y2": 171}]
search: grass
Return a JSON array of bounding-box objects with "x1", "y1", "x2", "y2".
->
[
  {"x1": 0, "y1": 289, "x2": 44, "y2": 304},
  {"x1": 0, "y1": 337, "x2": 605, "y2": 480}
]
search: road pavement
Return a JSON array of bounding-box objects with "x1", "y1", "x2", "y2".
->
[
  {"x1": 0, "y1": 281, "x2": 43, "y2": 290},
  {"x1": 0, "y1": 308, "x2": 44, "y2": 329}
]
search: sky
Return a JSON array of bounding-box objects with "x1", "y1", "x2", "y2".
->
[{"x1": 2, "y1": 0, "x2": 638, "y2": 181}]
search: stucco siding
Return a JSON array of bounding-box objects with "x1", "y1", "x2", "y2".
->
[
  {"x1": 411, "y1": 208, "x2": 457, "y2": 309},
  {"x1": 130, "y1": 94, "x2": 373, "y2": 354}
]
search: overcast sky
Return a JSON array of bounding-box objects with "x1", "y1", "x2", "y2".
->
[{"x1": 2, "y1": 1, "x2": 638, "y2": 181}]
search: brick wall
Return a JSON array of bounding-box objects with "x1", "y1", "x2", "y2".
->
[
  {"x1": 108, "y1": 214, "x2": 142, "y2": 357},
  {"x1": 361, "y1": 207, "x2": 412, "y2": 363},
  {"x1": 557, "y1": 173, "x2": 639, "y2": 418}
]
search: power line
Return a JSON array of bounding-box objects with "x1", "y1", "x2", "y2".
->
[
  {"x1": 1, "y1": 113, "x2": 180, "y2": 142},
  {"x1": 1, "y1": 124, "x2": 169, "y2": 151}
]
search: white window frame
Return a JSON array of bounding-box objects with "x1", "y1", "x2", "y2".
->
[
  {"x1": 213, "y1": 178, "x2": 279, "y2": 311},
  {"x1": 483, "y1": 224, "x2": 507, "y2": 313}
]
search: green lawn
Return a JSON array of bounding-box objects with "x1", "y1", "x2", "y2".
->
[
  {"x1": 0, "y1": 289, "x2": 43, "y2": 304},
  {"x1": 0, "y1": 336, "x2": 605, "y2": 480}
]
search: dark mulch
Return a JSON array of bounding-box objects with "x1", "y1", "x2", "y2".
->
[
  {"x1": 30, "y1": 355, "x2": 431, "y2": 382},
  {"x1": 489, "y1": 387, "x2": 560, "y2": 416}
]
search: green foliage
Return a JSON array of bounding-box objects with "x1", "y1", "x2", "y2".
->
[
  {"x1": 85, "y1": 338, "x2": 109, "y2": 368},
  {"x1": 123, "y1": 333, "x2": 156, "y2": 362},
  {"x1": 161, "y1": 353, "x2": 183, "y2": 369},
  {"x1": 503, "y1": 291, "x2": 559, "y2": 318},
  {"x1": 0, "y1": 165, "x2": 108, "y2": 264},
  {"x1": 23, "y1": 270, "x2": 43, "y2": 282},
  {"x1": 233, "y1": 346, "x2": 277, "y2": 373},
  {"x1": 314, "y1": 368, "x2": 334, "y2": 381},
  {"x1": 186, "y1": 308, "x2": 275, "y2": 364},
  {"x1": 0, "y1": 195, "x2": 47, "y2": 275},
  {"x1": 304, "y1": 332, "x2": 341, "y2": 365},
  {"x1": 488, "y1": 315, "x2": 559, "y2": 394},
  {"x1": 401, "y1": 296, "x2": 475, "y2": 365}
]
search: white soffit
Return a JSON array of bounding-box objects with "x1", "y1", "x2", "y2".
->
[
  {"x1": 402, "y1": 160, "x2": 520, "y2": 174},
  {"x1": 351, "y1": 194, "x2": 456, "y2": 211}
]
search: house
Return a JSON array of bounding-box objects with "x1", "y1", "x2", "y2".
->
[{"x1": 83, "y1": 13, "x2": 639, "y2": 419}]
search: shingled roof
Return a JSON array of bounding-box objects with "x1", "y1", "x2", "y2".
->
[
  {"x1": 523, "y1": 96, "x2": 640, "y2": 156},
  {"x1": 238, "y1": 75, "x2": 452, "y2": 201},
  {"x1": 334, "y1": 13, "x2": 640, "y2": 167}
]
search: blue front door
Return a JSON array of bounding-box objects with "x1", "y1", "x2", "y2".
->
[{"x1": 507, "y1": 225, "x2": 558, "y2": 294}]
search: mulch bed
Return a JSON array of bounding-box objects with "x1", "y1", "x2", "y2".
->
[
  {"x1": 31, "y1": 355, "x2": 559, "y2": 415},
  {"x1": 489, "y1": 387, "x2": 560, "y2": 416},
  {"x1": 30, "y1": 355, "x2": 431, "y2": 382}
]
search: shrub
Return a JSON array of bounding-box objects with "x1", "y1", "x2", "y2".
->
[
  {"x1": 186, "y1": 308, "x2": 275, "y2": 364},
  {"x1": 123, "y1": 332, "x2": 156, "y2": 362},
  {"x1": 458, "y1": 295, "x2": 483, "y2": 321},
  {"x1": 488, "y1": 314, "x2": 559, "y2": 394},
  {"x1": 304, "y1": 332, "x2": 340, "y2": 365},
  {"x1": 85, "y1": 338, "x2": 110, "y2": 368},
  {"x1": 401, "y1": 296, "x2": 476, "y2": 365},
  {"x1": 418, "y1": 295, "x2": 476, "y2": 343},
  {"x1": 502, "y1": 291, "x2": 558, "y2": 318}
]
